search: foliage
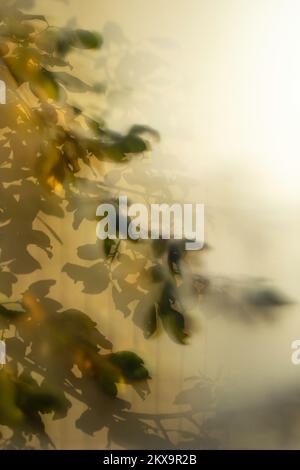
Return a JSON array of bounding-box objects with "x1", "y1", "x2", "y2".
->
[
  {"x1": 0, "y1": 0, "x2": 155, "y2": 447},
  {"x1": 0, "y1": 0, "x2": 290, "y2": 449}
]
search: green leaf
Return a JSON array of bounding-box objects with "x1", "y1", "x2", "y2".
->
[
  {"x1": 158, "y1": 281, "x2": 188, "y2": 344},
  {"x1": 160, "y1": 307, "x2": 188, "y2": 344},
  {"x1": 0, "y1": 370, "x2": 24, "y2": 427},
  {"x1": 118, "y1": 134, "x2": 148, "y2": 154},
  {"x1": 97, "y1": 376, "x2": 118, "y2": 398},
  {"x1": 72, "y1": 30, "x2": 103, "y2": 49},
  {"x1": 104, "y1": 238, "x2": 116, "y2": 257},
  {"x1": 144, "y1": 305, "x2": 158, "y2": 338},
  {"x1": 109, "y1": 351, "x2": 150, "y2": 381},
  {"x1": 129, "y1": 124, "x2": 160, "y2": 141},
  {"x1": 30, "y1": 69, "x2": 60, "y2": 101}
]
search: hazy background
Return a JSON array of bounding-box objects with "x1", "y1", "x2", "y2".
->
[{"x1": 24, "y1": 0, "x2": 300, "y2": 448}]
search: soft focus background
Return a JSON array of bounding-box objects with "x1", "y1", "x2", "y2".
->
[{"x1": 6, "y1": 0, "x2": 300, "y2": 448}]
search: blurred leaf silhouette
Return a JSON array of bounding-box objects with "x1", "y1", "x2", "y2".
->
[{"x1": 0, "y1": 0, "x2": 155, "y2": 447}]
